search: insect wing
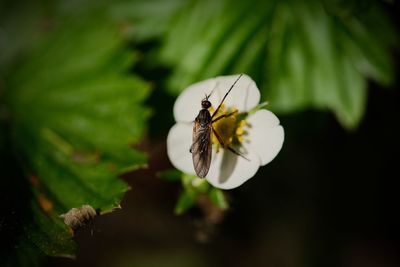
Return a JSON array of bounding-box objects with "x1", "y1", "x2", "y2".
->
[{"x1": 192, "y1": 121, "x2": 212, "y2": 178}]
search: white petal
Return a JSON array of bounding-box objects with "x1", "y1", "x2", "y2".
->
[
  {"x1": 206, "y1": 147, "x2": 260, "y2": 190},
  {"x1": 212, "y1": 74, "x2": 260, "y2": 113},
  {"x1": 173, "y1": 74, "x2": 260, "y2": 123},
  {"x1": 246, "y1": 109, "x2": 284, "y2": 166},
  {"x1": 166, "y1": 123, "x2": 196, "y2": 175},
  {"x1": 173, "y1": 78, "x2": 216, "y2": 123}
]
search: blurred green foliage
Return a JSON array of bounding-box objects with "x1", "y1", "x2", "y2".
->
[
  {"x1": 159, "y1": 170, "x2": 228, "y2": 214},
  {"x1": 155, "y1": 0, "x2": 396, "y2": 129},
  {"x1": 1, "y1": 7, "x2": 150, "y2": 266}
]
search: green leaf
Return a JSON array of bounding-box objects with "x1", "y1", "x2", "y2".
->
[
  {"x1": 156, "y1": 0, "x2": 396, "y2": 129},
  {"x1": 161, "y1": 170, "x2": 228, "y2": 215},
  {"x1": 157, "y1": 169, "x2": 183, "y2": 182},
  {"x1": 163, "y1": 170, "x2": 229, "y2": 215},
  {"x1": 181, "y1": 173, "x2": 210, "y2": 193},
  {"x1": 209, "y1": 188, "x2": 228, "y2": 210},
  {"x1": 2, "y1": 15, "x2": 150, "y2": 262},
  {"x1": 174, "y1": 191, "x2": 197, "y2": 215},
  {"x1": 109, "y1": 0, "x2": 186, "y2": 42},
  {"x1": 24, "y1": 201, "x2": 76, "y2": 257}
]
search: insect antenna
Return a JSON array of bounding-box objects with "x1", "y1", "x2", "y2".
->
[
  {"x1": 205, "y1": 80, "x2": 219, "y2": 101},
  {"x1": 211, "y1": 74, "x2": 243, "y2": 119}
]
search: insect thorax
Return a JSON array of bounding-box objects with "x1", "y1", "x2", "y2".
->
[{"x1": 196, "y1": 109, "x2": 212, "y2": 127}]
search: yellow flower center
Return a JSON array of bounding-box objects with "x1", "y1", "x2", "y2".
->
[{"x1": 210, "y1": 104, "x2": 247, "y2": 152}]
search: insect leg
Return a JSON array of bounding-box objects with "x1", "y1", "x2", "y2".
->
[
  {"x1": 211, "y1": 74, "x2": 243, "y2": 120},
  {"x1": 212, "y1": 126, "x2": 226, "y2": 147},
  {"x1": 211, "y1": 126, "x2": 249, "y2": 161},
  {"x1": 227, "y1": 146, "x2": 250, "y2": 161},
  {"x1": 211, "y1": 110, "x2": 238, "y2": 123}
]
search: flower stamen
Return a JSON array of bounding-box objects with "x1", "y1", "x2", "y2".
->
[{"x1": 210, "y1": 104, "x2": 247, "y2": 153}]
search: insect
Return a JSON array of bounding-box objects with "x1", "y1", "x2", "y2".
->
[
  {"x1": 60, "y1": 204, "x2": 97, "y2": 230},
  {"x1": 191, "y1": 74, "x2": 245, "y2": 178}
]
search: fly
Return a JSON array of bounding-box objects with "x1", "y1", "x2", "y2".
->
[{"x1": 190, "y1": 74, "x2": 246, "y2": 178}]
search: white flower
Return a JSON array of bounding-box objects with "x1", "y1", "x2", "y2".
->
[{"x1": 167, "y1": 74, "x2": 284, "y2": 189}]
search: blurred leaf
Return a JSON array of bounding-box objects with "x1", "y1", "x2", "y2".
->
[
  {"x1": 182, "y1": 173, "x2": 210, "y2": 193},
  {"x1": 109, "y1": 0, "x2": 186, "y2": 42},
  {"x1": 156, "y1": 0, "x2": 397, "y2": 129},
  {"x1": 22, "y1": 201, "x2": 76, "y2": 257},
  {"x1": 0, "y1": 122, "x2": 4, "y2": 151},
  {"x1": 0, "y1": 1, "x2": 45, "y2": 73},
  {"x1": 2, "y1": 14, "x2": 150, "y2": 263},
  {"x1": 157, "y1": 169, "x2": 182, "y2": 182},
  {"x1": 209, "y1": 188, "x2": 228, "y2": 210},
  {"x1": 167, "y1": 171, "x2": 228, "y2": 215},
  {"x1": 174, "y1": 191, "x2": 196, "y2": 215}
]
